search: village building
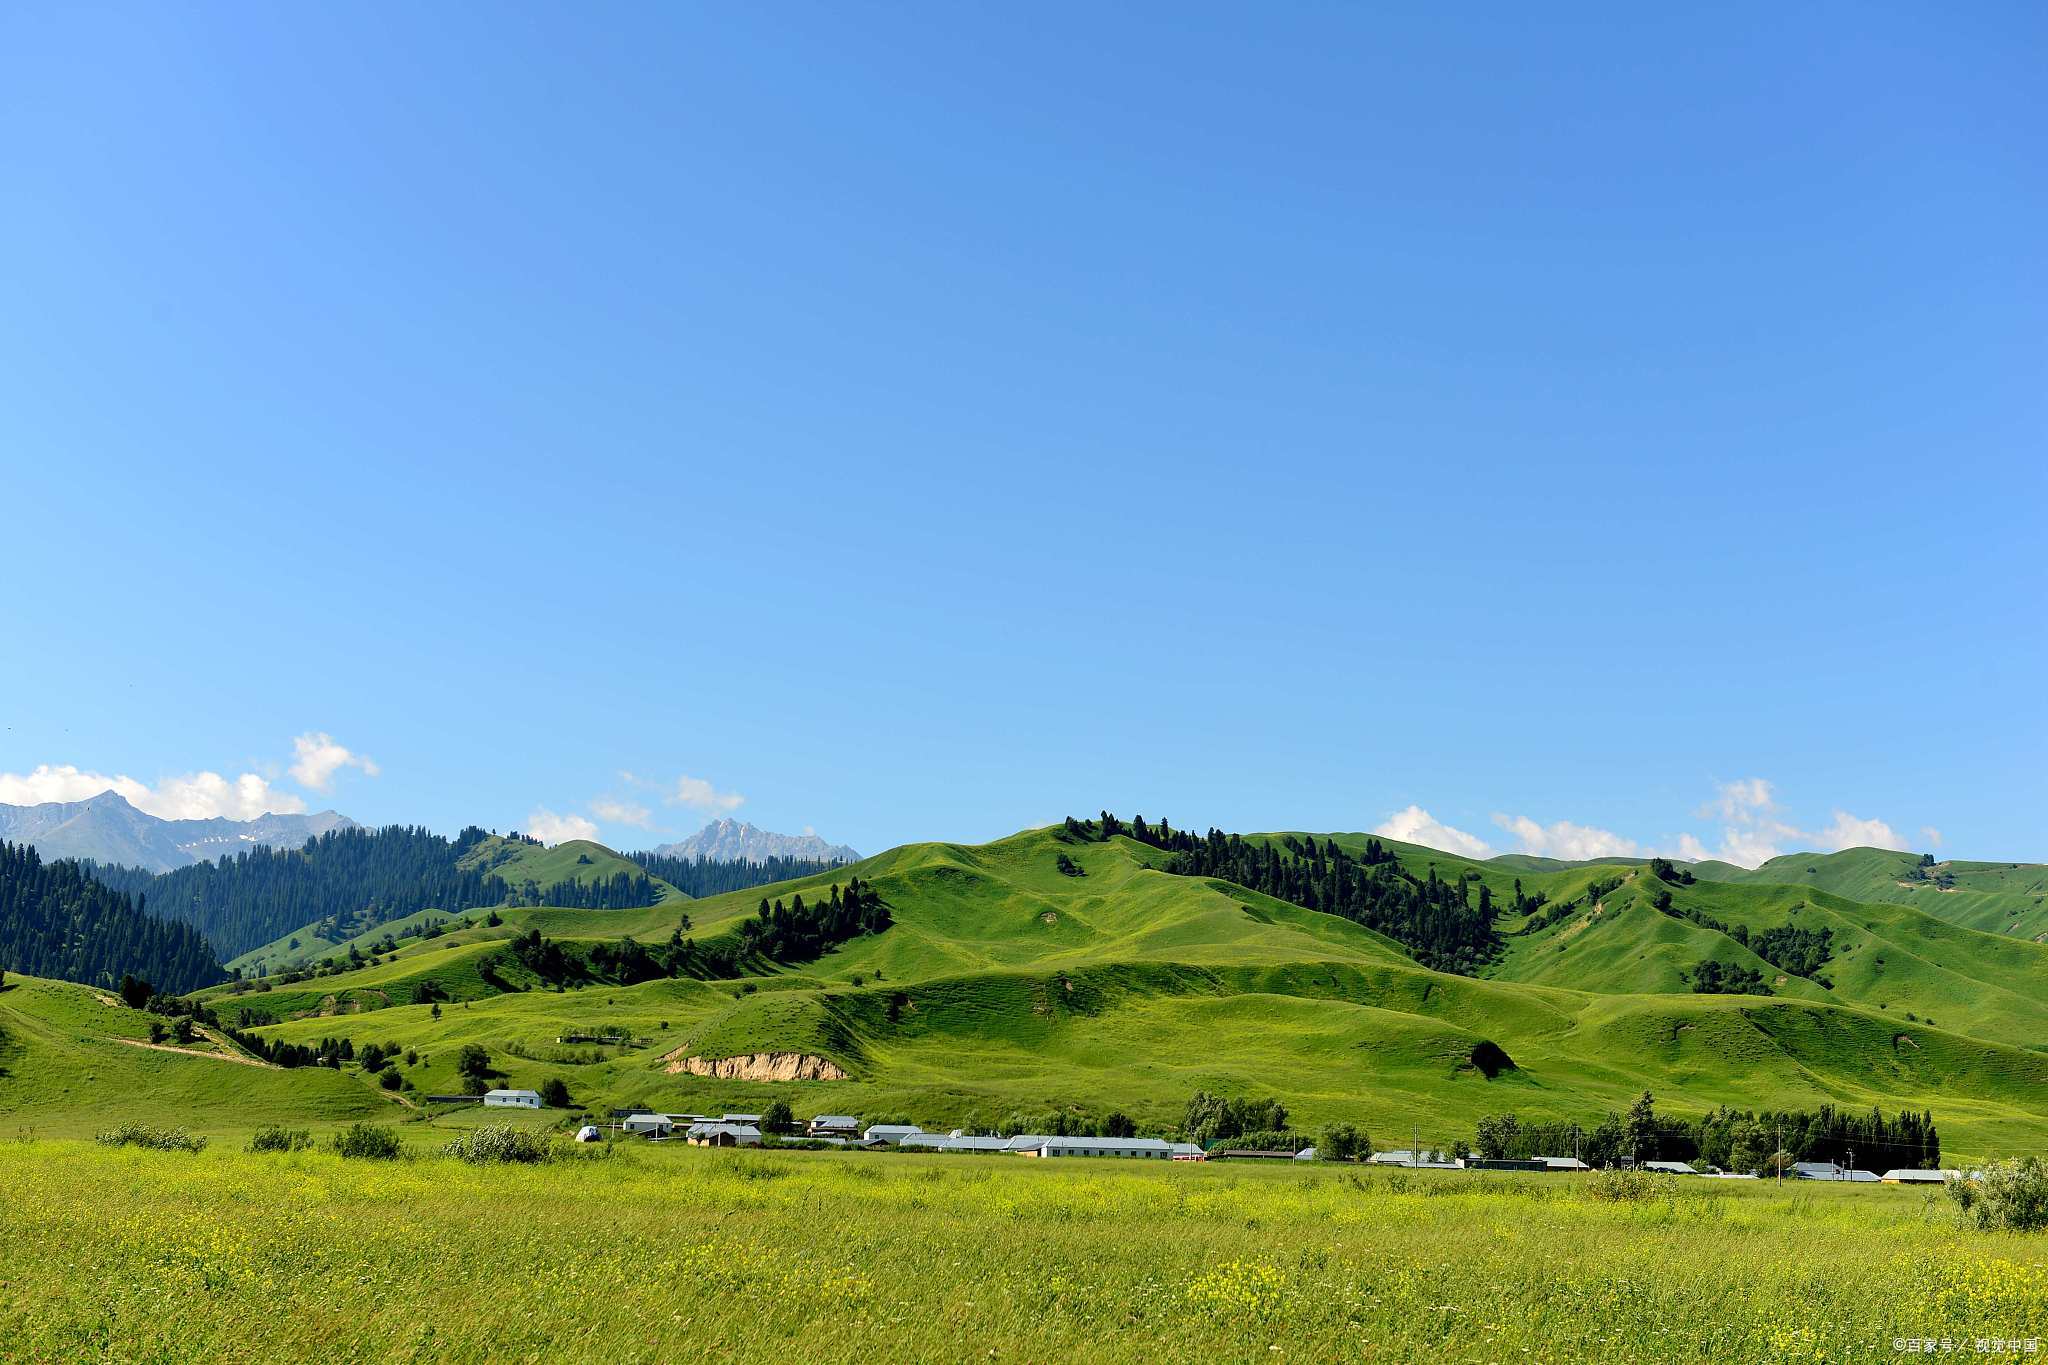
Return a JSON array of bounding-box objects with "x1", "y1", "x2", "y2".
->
[
  {"x1": 483, "y1": 1089, "x2": 541, "y2": 1109},
  {"x1": 1881, "y1": 1168, "x2": 1955, "y2": 1184},
  {"x1": 619, "y1": 1113, "x2": 674, "y2": 1139},
  {"x1": 807, "y1": 1115, "x2": 861, "y2": 1138},
  {"x1": 1024, "y1": 1136, "x2": 1174, "y2": 1159},
  {"x1": 687, "y1": 1122, "x2": 763, "y2": 1148},
  {"x1": 861, "y1": 1124, "x2": 924, "y2": 1145}
]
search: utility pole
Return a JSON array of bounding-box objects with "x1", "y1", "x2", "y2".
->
[
  {"x1": 1775, "y1": 1121, "x2": 1782, "y2": 1187},
  {"x1": 1412, "y1": 1120, "x2": 1419, "y2": 1169},
  {"x1": 1847, "y1": 1146, "x2": 1854, "y2": 1182}
]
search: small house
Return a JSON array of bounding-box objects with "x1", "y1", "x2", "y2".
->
[
  {"x1": 1537, "y1": 1156, "x2": 1590, "y2": 1171},
  {"x1": 1881, "y1": 1168, "x2": 1954, "y2": 1185},
  {"x1": 1003, "y1": 1134, "x2": 1052, "y2": 1152},
  {"x1": 1464, "y1": 1158, "x2": 1552, "y2": 1172},
  {"x1": 862, "y1": 1124, "x2": 924, "y2": 1145},
  {"x1": 620, "y1": 1113, "x2": 674, "y2": 1139},
  {"x1": 808, "y1": 1115, "x2": 861, "y2": 1138},
  {"x1": 1168, "y1": 1142, "x2": 1206, "y2": 1161},
  {"x1": 721, "y1": 1113, "x2": 762, "y2": 1125},
  {"x1": 1643, "y1": 1161, "x2": 1697, "y2": 1176},
  {"x1": 483, "y1": 1089, "x2": 542, "y2": 1109},
  {"x1": 687, "y1": 1122, "x2": 762, "y2": 1148}
]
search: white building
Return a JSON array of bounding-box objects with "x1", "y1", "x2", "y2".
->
[
  {"x1": 1643, "y1": 1161, "x2": 1697, "y2": 1175},
  {"x1": 1538, "y1": 1156, "x2": 1590, "y2": 1171},
  {"x1": 483, "y1": 1089, "x2": 541, "y2": 1109},
  {"x1": 1370, "y1": 1149, "x2": 1460, "y2": 1169},
  {"x1": 1881, "y1": 1168, "x2": 1956, "y2": 1184},
  {"x1": 1025, "y1": 1136, "x2": 1174, "y2": 1159},
  {"x1": 808, "y1": 1115, "x2": 861, "y2": 1138},
  {"x1": 620, "y1": 1113, "x2": 674, "y2": 1138},
  {"x1": 862, "y1": 1124, "x2": 924, "y2": 1145}
]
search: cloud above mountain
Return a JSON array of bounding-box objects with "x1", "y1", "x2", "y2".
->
[
  {"x1": 1378, "y1": 779, "x2": 1930, "y2": 869},
  {"x1": 0, "y1": 762, "x2": 305, "y2": 820},
  {"x1": 1372, "y1": 805, "x2": 1493, "y2": 858},
  {"x1": 1490, "y1": 813, "x2": 1638, "y2": 861},
  {"x1": 288, "y1": 732, "x2": 379, "y2": 792},
  {"x1": 0, "y1": 730, "x2": 378, "y2": 823},
  {"x1": 666, "y1": 775, "x2": 745, "y2": 814},
  {"x1": 527, "y1": 806, "x2": 600, "y2": 845}
]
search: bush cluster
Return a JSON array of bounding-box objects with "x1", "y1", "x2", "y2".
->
[
  {"x1": 246, "y1": 1126, "x2": 314, "y2": 1153},
  {"x1": 331, "y1": 1123, "x2": 404, "y2": 1161},
  {"x1": 1948, "y1": 1159, "x2": 2048, "y2": 1232},
  {"x1": 93, "y1": 1124, "x2": 208, "y2": 1153},
  {"x1": 442, "y1": 1125, "x2": 555, "y2": 1165}
]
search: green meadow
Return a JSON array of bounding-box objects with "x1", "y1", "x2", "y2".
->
[{"x1": 3, "y1": 1140, "x2": 2044, "y2": 1363}]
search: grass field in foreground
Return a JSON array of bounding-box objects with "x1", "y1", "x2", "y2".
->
[{"x1": 3, "y1": 1141, "x2": 2044, "y2": 1364}]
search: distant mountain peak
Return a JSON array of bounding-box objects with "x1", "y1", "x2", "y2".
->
[
  {"x1": 650, "y1": 819, "x2": 858, "y2": 865},
  {"x1": 0, "y1": 791, "x2": 356, "y2": 873}
]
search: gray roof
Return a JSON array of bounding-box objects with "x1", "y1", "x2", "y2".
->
[
  {"x1": 485, "y1": 1089, "x2": 540, "y2": 1099},
  {"x1": 720, "y1": 1113, "x2": 762, "y2": 1123},
  {"x1": 1037, "y1": 1137, "x2": 1172, "y2": 1154},
  {"x1": 808, "y1": 1115, "x2": 860, "y2": 1127},
  {"x1": 1538, "y1": 1156, "x2": 1590, "y2": 1170},
  {"x1": 1004, "y1": 1134, "x2": 1051, "y2": 1150},
  {"x1": 1881, "y1": 1168, "x2": 1953, "y2": 1182},
  {"x1": 1643, "y1": 1161, "x2": 1696, "y2": 1174},
  {"x1": 687, "y1": 1122, "x2": 762, "y2": 1139},
  {"x1": 862, "y1": 1124, "x2": 923, "y2": 1140}
]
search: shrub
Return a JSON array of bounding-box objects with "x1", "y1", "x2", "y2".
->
[
  {"x1": 539, "y1": 1077, "x2": 572, "y2": 1109},
  {"x1": 1954, "y1": 1159, "x2": 2048, "y2": 1232},
  {"x1": 1583, "y1": 1169, "x2": 1659, "y2": 1203},
  {"x1": 379, "y1": 1069, "x2": 404, "y2": 1091},
  {"x1": 246, "y1": 1126, "x2": 313, "y2": 1153},
  {"x1": 95, "y1": 1123, "x2": 207, "y2": 1153},
  {"x1": 443, "y1": 1125, "x2": 554, "y2": 1165},
  {"x1": 1230, "y1": 1129, "x2": 1306, "y2": 1154},
  {"x1": 331, "y1": 1123, "x2": 404, "y2": 1161},
  {"x1": 1317, "y1": 1123, "x2": 1373, "y2": 1162}
]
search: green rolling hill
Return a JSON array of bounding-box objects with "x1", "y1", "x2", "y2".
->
[
  {"x1": 0, "y1": 974, "x2": 391, "y2": 1138},
  {"x1": 1689, "y1": 846, "x2": 2048, "y2": 940},
  {"x1": 8, "y1": 819, "x2": 2047, "y2": 1162}
]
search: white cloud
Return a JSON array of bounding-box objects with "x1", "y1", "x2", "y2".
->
[
  {"x1": 1818, "y1": 810, "x2": 1905, "y2": 853},
  {"x1": 1702, "y1": 777, "x2": 1777, "y2": 823},
  {"x1": 1921, "y1": 826, "x2": 1943, "y2": 848},
  {"x1": 0, "y1": 762, "x2": 304, "y2": 820},
  {"x1": 666, "y1": 775, "x2": 745, "y2": 814},
  {"x1": 526, "y1": 807, "x2": 600, "y2": 845},
  {"x1": 1491, "y1": 813, "x2": 1639, "y2": 861},
  {"x1": 1372, "y1": 805, "x2": 1493, "y2": 859},
  {"x1": 590, "y1": 798, "x2": 654, "y2": 829},
  {"x1": 288, "y1": 732, "x2": 379, "y2": 793},
  {"x1": 1674, "y1": 833, "x2": 1715, "y2": 863},
  {"x1": 1713, "y1": 826, "x2": 1790, "y2": 869}
]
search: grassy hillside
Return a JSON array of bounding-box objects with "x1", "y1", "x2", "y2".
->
[
  {"x1": 456, "y1": 834, "x2": 683, "y2": 900},
  {"x1": 224, "y1": 836, "x2": 686, "y2": 977},
  {"x1": 0, "y1": 974, "x2": 391, "y2": 1138},
  {"x1": 19, "y1": 821, "x2": 2048, "y2": 1161},
  {"x1": 1690, "y1": 846, "x2": 2048, "y2": 940}
]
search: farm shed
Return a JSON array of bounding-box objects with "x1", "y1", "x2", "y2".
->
[
  {"x1": 1642, "y1": 1161, "x2": 1698, "y2": 1175},
  {"x1": 687, "y1": 1122, "x2": 762, "y2": 1148},
  {"x1": 807, "y1": 1115, "x2": 860, "y2": 1138},
  {"x1": 1027, "y1": 1137, "x2": 1173, "y2": 1159},
  {"x1": 1881, "y1": 1168, "x2": 1954, "y2": 1184},
  {"x1": 483, "y1": 1089, "x2": 541, "y2": 1109},
  {"x1": 620, "y1": 1113, "x2": 674, "y2": 1138},
  {"x1": 862, "y1": 1124, "x2": 923, "y2": 1145}
]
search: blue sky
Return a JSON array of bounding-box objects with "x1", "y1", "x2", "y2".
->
[{"x1": 1, "y1": 4, "x2": 2041, "y2": 864}]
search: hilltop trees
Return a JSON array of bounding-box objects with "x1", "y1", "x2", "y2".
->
[
  {"x1": 1069, "y1": 815, "x2": 1501, "y2": 974},
  {"x1": 628, "y1": 851, "x2": 851, "y2": 898},
  {"x1": 0, "y1": 842, "x2": 222, "y2": 995}
]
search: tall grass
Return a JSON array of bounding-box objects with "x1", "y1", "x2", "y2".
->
[{"x1": 4, "y1": 1142, "x2": 2044, "y2": 1362}]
